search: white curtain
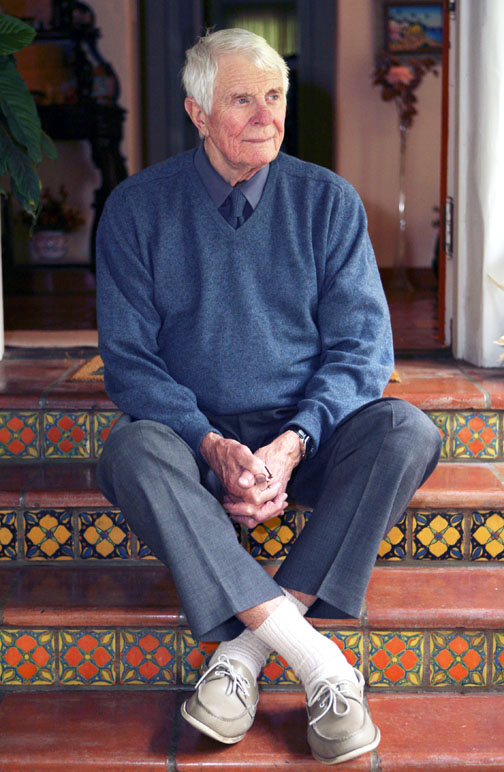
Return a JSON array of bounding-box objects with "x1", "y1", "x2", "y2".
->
[{"x1": 454, "y1": 0, "x2": 504, "y2": 366}]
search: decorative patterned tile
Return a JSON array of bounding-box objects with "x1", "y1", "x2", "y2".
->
[
  {"x1": 0, "y1": 411, "x2": 39, "y2": 458},
  {"x1": 430, "y1": 631, "x2": 487, "y2": 687},
  {"x1": 471, "y1": 511, "x2": 504, "y2": 561},
  {"x1": 492, "y1": 632, "x2": 504, "y2": 687},
  {"x1": 0, "y1": 629, "x2": 55, "y2": 685},
  {"x1": 43, "y1": 412, "x2": 90, "y2": 458},
  {"x1": 368, "y1": 631, "x2": 424, "y2": 688},
  {"x1": 426, "y1": 412, "x2": 451, "y2": 458},
  {"x1": 0, "y1": 511, "x2": 17, "y2": 560},
  {"x1": 137, "y1": 538, "x2": 157, "y2": 560},
  {"x1": 453, "y1": 412, "x2": 499, "y2": 459},
  {"x1": 259, "y1": 652, "x2": 298, "y2": 687},
  {"x1": 24, "y1": 510, "x2": 74, "y2": 560},
  {"x1": 378, "y1": 513, "x2": 407, "y2": 561},
  {"x1": 247, "y1": 510, "x2": 299, "y2": 560},
  {"x1": 180, "y1": 631, "x2": 218, "y2": 685},
  {"x1": 120, "y1": 630, "x2": 177, "y2": 684},
  {"x1": 321, "y1": 630, "x2": 363, "y2": 671},
  {"x1": 59, "y1": 630, "x2": 115, "y2": 685},
  {"x1": 93, "y1": 411, "x2": 121, "y2": 457},
  {"x1": 79, "y1": 510, "x2": 131, "y2": 559},
  {"x1": 412, "y1": 511, "x2": 464, "y2": 560}
]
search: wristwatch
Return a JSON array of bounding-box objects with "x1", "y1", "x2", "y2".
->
[{"x1": 290, "y1": 426, "x2": 312, "y2": 460}]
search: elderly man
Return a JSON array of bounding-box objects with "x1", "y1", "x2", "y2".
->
[{"x1": 96, "y1": 28, "x2": 441, "y2": 765}]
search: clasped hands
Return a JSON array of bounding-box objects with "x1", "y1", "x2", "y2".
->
[{"x1": 200, "y1": 430, "x2": 302, "y2": 529}]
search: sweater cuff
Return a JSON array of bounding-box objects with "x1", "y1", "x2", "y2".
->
[
  {"x1": 281, "y1": 414, "x2": 322, "y2": 457},
  {"x1": 177, "y1": 417, "x2": 223, "y2": 460}
]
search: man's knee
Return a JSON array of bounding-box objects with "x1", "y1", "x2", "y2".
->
[{"x1": 384, "y1": 398, "x2": 442, "y2": 469}]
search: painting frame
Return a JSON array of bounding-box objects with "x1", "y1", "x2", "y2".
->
[{"x1": 382, "y1": 2, "x2": 443, "y2": 57}]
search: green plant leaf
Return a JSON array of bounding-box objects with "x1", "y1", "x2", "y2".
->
[
  {"x1": 0, "y1": 13, "x2": 36, "y2": 55},
  {"x1": 41, "y1": 130, "x2": 57, "y2": 161},
  {"x1": 0, "y1": 57, "x2": 42, "y2": 163},
  {"x1": 0, "y1": 123, "x2": 40, "y2": 215}
]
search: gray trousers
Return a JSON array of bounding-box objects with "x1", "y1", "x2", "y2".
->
[{"x1": 97, "y1": 398, "x2": 441, "y2": 640}]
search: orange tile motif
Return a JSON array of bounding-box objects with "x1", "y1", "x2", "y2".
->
[
  {"x1": 0, "y1": 412, "x2": 39, "y2": 458},
  {"x1": 59, "y1": 630, "x2": 115, "y2": 685},
  {"x1": 180, "y1": 631, "x2": 218, "y2": 685},
  {"x1": 430, "y1": 631, "x2": 487, "y2": 687},
  {"x1": 120, "y1": 630, "x2": 177, "y2": 684},
  {"x1": 368, "y1": 631, "x2": 424, "y2": 688},
  {"x1": 0, "y1": 629, "x2": 55, "y2": 685},
  {"x1": 24, "y1": 510, "x2": 74, "y2": 560},
  {"x1": 44, "y1": 412, "x2": 90, "y2": 458},
  {"x1": 453, "y1": 412, "x2": 499, "y2": 459},
  {"x1": 0, "y1": 510, "x2": 17, "y2": 560}
]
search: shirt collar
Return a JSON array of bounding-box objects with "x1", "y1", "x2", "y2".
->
[{"x1": 194, "y1": 142, "x2": 269, "y2": 210}]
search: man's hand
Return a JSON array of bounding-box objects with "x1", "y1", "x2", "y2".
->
[
  {"x1": 200, "y1": 432, "x2": 282, "y2": 506},
  {"x1": 224, "y1": 430, "x2": 302, "y2": 528}
]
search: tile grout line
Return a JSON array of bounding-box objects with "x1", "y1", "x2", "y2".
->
[{"x1": 455, "y1": 362, "x2": 492, "y2": 408}]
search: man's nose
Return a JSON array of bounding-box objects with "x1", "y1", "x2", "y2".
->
[{"x1": 251, "y1": 104, "x2": 273, "y2": 125}]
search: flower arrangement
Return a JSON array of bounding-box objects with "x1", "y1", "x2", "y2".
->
[
  {"x1": 26, "y1": 185, "x2": 85, "y2": 232},
  {"x1": 372, "y1": 52, "x2": 438, "y2": 128}
]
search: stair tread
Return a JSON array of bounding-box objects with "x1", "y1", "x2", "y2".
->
[
  {"x1": 2, "y1": 563, "x2": 503, "y2": 629},
  {"x1": 0, "y1": 690, "x2": 502, "y2": 771},
  {"x1": 2, "y1": 460, "x2": 504, "y2": 509}
]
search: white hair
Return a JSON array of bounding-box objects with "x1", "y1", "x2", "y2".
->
[{"x1": 182, "y1": 28, "x2": 289, "y2": 114}]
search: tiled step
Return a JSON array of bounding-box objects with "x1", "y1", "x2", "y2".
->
[
  {"x1": 0, "y1": 690, "x2": 502, "y2": 770},
  {"x1": 1, "y1": 461, "x2": 504, "y2": 564},
  {"x1": 0, "y1": 564, "x2": 503, "y2": 691},
  {"x1": 0, "y1": 357, "x2": 503, "y2": 462}
]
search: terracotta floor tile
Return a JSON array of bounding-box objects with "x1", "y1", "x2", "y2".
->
[
  {"x1": 0, "y1": 359, "x2": 74, "y2": 407},
  {"x1": 365, "y1": 566, "x2": 504, "y2": 628},
  {"x1": 369, "y1": 693, "x2": 504, "y2": 770},
  {"x1": 3, "y1": 565, "x2": 181, "y2": 626},
  {"x1": 384, "y1": 375, "x2": 486, "y2": 409},
  {"x1": 176, "y1": 691, "x2": 371, "y2": 770},
  {"x1": 20, "y1": 463, "x2": 110, "y2": 507},
  {"x1": 458, "y1": 364, "x2": 504, "y2": 409},
  {"x1": 411, "y1": 463, "x2": 504, "y2": 508},
  {"x1": 0, "y1": 691, "x2": 175, "y2": 770},
  {"x1": 392, "y1": 360, "x2": 468, "y2": 379}
]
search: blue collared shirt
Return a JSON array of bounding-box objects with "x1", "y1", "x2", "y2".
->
[{"x1": 194, "y1": 142, "x2": 269, "y2": 221}]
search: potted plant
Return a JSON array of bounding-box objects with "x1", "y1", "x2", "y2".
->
[
  {"x1": 25, "y1": 185, "x2": 85, "y2": 261},
  {"x1": 0, "y1": 12, "x2": 57, "y2": 356}
]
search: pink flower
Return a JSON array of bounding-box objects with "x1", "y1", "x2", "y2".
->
[{"x1": 385, "y1": 66, "x2": 414, "y2": 87}]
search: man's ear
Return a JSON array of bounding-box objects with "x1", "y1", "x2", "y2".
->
[{"x1": 185, "y1": 97, "x2": 209, "y2": 136}]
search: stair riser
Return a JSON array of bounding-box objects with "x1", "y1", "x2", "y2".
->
[
  {"x1": 0, "y1": 408, "x2": 503, "y2": 462},
  {"x1": 1, "y1": 506, "x2": 504, "y2": 563},
  {"x1": 0, "y1": 626, "x2": 502, "y2": 692}
]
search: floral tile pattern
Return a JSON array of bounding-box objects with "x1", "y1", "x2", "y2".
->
[
  {"x1": 180, "y1": 631, "x2": 218, "y2": 685},
  {"x1": 120, "y1": 630, "x2": 177, "y2": 684},
  {"x1": 0, "y1": 411, "x2": 39, "y2": 458},
  {"x1": 93, "y1": 412, "x2": 121, "y2": 457},
  {"x1": 44, "y1": 412, "x2": 91, "y2": 458},
  {"x1": 0, "y1": 629, "x2": 55, "y2": 685},
  {"x1": 247, "y1": 510, "x2": 299, "y2": 560},
  {"x1": 426, "y1": 412, "x2": 451, "y2": 458},
  {"x1": 471, "y1": 511, "x2": 504, "y2": 561},
  {"x1": 259, "y1": 652, "x2": 298, "y2": 686},
  {"x1": 0, "y1": 510, "x2": 17, "y2": 560},
  {"x1": 368, "y1": 631, "x2": 424, "y2": 688},
  {"x1": 79, "y1": 510, "x2": 131, "y2": 559},
  {"x1": 492, "y1": 632, "x2": 504, "y2": 687},
  {"x1": 320, "y1": 630, "x2": 363, "y2": 671},
  {"x1": 137, "y1": 538, "x2": 157, "y2": 560},
  {"x1": 412, "y1": 511, "x2": 464, "y2": 560},
  {"x1": 453, "y1": 412, "x2": 499, "y2": 459},
  {"x1": 378, "y1": 513, "x2": 407, "y2": 561},
  {"x1": 59, "y1": 630, "x2": 115, "y2": 685},
  {"x1": 24, "y1": 509, "x2": 74, "y2": 560},
  {"x1": 430, "y1": 631, "x2": 487, "y2": 687}
]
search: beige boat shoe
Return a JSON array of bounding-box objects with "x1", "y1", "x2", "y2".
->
[
  {"x1": 306, "y1": 669, "x2": 381, "y2": 765},
  {"x1": 181, "y1": 655, "x2": 259, "y2": 744}
]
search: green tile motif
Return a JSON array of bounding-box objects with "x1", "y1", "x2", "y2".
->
[
  {"x1": 79, "y1": 510, "x2": 131, "y2": 559},
  {"x1": 94, "y1": 412, "x2": 121, "y2": 457},
  {"x1": 247, "y1": 509, "x2": 299, "y2": 560},
  {"x1": 426, "y1": 412, "x2": 450, "y2": 458},
  {"x1": 453, "y1": 412, "x2": 498, "y2": 459},
  {"x1": 44, "y1": 412, "x2": 91, "y2": 458},
  {"x1": 24, "y1": 510, "x2": 74, "y2": 560},
  {"x1": 59, "y1": 630, "x2": 115, "y2": 685},
  {"x1": 492, "y1": 632, "x2": 504, "y2": 687},
  {"x1": 0, "y1": 629, "x2": 55, "y2": 685},
  {"x1": 0, "y1": 411, "x2": 39, "y2": 458},
  {"x1": 471, "y1": 511, "x2": 504, "y2": 561},
  {"x1": 120, "y1": 630, "x2": 177, "y2": 684},
  {"x1": 378, "y1": 512, "x2": 407, "y2": 561}
]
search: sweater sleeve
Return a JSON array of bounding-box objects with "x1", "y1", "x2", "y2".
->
[
  {"x1": 96, "y1": 191, "x2": 220, "y2": 457},
  {"x1": 282, "y1": 181, "x2": 394, "y2": 455}
]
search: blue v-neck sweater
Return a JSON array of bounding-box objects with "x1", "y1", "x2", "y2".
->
[{"x1": 96, "y1": 150, "x2": 393, "y2": 457}]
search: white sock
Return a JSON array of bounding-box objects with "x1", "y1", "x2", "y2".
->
[
  {"x1": 253, "y1": 597, "x2": 358, "y2": 698},
  {"x1": 210, "y1": 588, "x2": 310, "y2": 681}
]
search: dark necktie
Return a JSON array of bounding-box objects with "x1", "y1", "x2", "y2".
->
[{"x1": 227, "y1": 187, "x2": 247, "y2": 229}]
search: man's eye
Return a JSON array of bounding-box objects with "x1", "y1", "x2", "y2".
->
[{"x1": 236, "y1": 97, "x2": 248, "y2": 104}]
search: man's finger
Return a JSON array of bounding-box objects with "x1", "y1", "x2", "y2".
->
[{"x1": 237, "y1": 469, "x2": 255, "y2": 488}]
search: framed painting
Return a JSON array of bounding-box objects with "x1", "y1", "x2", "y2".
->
[{"x1": 383, "y1": 2, "x2": 443, "y2": 55}]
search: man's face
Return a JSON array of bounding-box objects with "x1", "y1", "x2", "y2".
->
[{"x1": 188, "y1": 54, "x2": 286, "y2": 184}]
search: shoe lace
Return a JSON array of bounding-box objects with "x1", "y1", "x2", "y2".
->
[
  {"x1": 196, "y1": 655, "x2": 251, "y2": 701},
  {"x1": 307, "y1": 678, "x2": 354, "y2": 726}
]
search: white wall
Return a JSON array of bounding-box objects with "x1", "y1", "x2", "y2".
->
[{"x1": 336, "y1": 0, "x2": 442, "y2": 268}]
